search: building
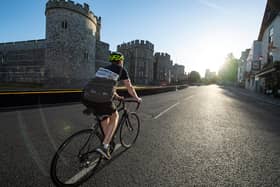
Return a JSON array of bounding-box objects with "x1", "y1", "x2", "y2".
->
[
  {"x1": 0, "y1": 0, "x2": 110, "y2": 88},
  {"x1": 117, "y1": 40, "x2": 154, "y2": 85},
  {"x1": 237, "y1": 49, "x2": 250, "y2": 87},
  {"x1": 154, "y1": 52, "x2": 173, "y2": 85},
  {"x1": 172, "y1": 64, "x2": 186, "y2": 83},
  {"x1": 204, "y1": 69, "x2": 216, "y2": 83},
  {"x1": 244, "y1": 41, "x2": 262, "y2": 91},
  {"x1": 255, "y1": 0, "x2": 280, "y2": 96}
]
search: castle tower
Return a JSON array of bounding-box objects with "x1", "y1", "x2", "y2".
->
[
  {"x1": 154, "y1": 52, "x2": 173, "y2": 84},
  {"x1": 45, "y1": 0, "x2": 98, "y2": 88},
  {"x1": 117, "y1": 40, "x2": 154, "y2": 85}
]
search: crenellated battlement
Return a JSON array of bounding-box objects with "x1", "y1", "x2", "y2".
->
[
  {"x1": 117, "y1": 40, "x2": 154, "y2": 50},
  {"x1": 0, "y1": 39, "x2": 46, "y2": 50},
  {"x1": 46, "y1": 0, "x2": 99, "y2": 25},
  {"x1": 154, "y1": 52, "x2": 171, "y2": 58}
]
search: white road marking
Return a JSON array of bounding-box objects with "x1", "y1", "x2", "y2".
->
[
  {"x1": 66, "y1": 159, "x2": 100, "y2": 184},
  {"x1": 184, "y1": 95, "x2": 194, "y2": 101},
  {"x1": 154, "y1": 103, "x2": 179, "y2": 119},
  {"x1": 65, "y1": 143, "x2": 122, "y2": 184},
  {"x1": 17, "y1": 112, "x2": 48, "y2": 176},
  {"x1": 153, "y1": 95, "x2": 195, "y2": 120},
  {"x1": 114, "y1": 143, "x2": 122, "y2": 151}
]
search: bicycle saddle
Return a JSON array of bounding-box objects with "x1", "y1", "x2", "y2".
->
[{"x1": 82, "y1": 108, "x2": 109, "y2": 121}]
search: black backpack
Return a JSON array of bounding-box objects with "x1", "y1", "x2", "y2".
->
[{"x1": 82, "y1": 77, "x2": 117, "y2": 103}]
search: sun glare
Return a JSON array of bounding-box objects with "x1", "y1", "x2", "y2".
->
[{"x1": 185, "y1": 33, "x2": 234, "y2": 76}]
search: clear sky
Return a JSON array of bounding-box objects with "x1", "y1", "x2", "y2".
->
[{"x1": 0, "y1": 0, "x2": 267, "y2": 76}]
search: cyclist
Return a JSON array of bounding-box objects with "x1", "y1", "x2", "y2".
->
[{"x1": 82, "y1": 52, "x2": 141, "y2": 159}]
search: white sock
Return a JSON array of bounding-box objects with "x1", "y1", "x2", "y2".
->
[{"x1": 103, "y1": 144, "x2": 109, "y2": 149}]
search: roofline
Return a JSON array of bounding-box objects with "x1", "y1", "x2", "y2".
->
[{"x1": 258, "y1": 0, "x2": 280, "y2": 41}]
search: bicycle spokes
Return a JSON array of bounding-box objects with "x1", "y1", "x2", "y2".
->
[{"x1": 125, "y1": 118, "x2": 133, "y2": 131}]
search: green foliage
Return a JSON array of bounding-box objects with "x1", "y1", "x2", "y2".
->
[
  {"x1": 203, "y1": 76, "x2": 217, "y2": 84},
  {"x1": 189, "y1": 71, "x2": 201, "y2": 83},
  {"x1": 218, "y1": 53, "x2": 238, "y2": 83}
]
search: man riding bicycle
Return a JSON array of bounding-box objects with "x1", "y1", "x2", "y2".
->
[{"x1": 82, "y1": 52, "x2": 141, "y2": 159}]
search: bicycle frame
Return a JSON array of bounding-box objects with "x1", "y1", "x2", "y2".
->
[
  {"x1": 96, "y1": 99, "x2": 132, "y2": 142},
  {"x1": 80, "y1": 99, "x2": 139, "y2": 156}
]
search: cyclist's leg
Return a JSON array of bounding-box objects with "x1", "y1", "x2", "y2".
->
[
  {"x1": 101, "y1": 117, "x2": 110, "y2": 136},
  {"x1": 102, "y1": 111, "x2": 119, "y2": 145}
]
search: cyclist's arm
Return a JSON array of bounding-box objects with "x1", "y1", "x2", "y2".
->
[
  {"x1": 123, "y1": 79, "x2": 140, "y2": 100},
  {"x1": 113, "y1": 90, "x2": 124, "y2": 100}
]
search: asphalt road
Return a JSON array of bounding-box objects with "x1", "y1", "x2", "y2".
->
[{"x1": 1, "y1": 85, "x2": 280, "y2": 186}]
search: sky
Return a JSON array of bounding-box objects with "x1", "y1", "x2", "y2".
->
[{"x1": 0, "y1": 0, "x2": 267, "y2": 77}]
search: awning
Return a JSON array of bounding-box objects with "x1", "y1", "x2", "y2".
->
[{"x1": 255, "y1": 67, "x2": 276, "y2": 77}]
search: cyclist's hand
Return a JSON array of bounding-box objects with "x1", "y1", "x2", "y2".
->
[
  {"x1": 116, "y1": 95, "x2": 124, "y2": 100},
  {"x1": 136, "y1": 97, "x2": 142, "y2": 103}
]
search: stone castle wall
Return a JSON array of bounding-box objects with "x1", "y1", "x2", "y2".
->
[
  {"x1": 0, "y1": 40, "x2": 46, "y2": 83},
  {"x1": 154, "y1": 52, "x2": 173, "y2": 83},
  {"x1": 45, "y1": 0, "x2": 100, "y2": 88},
  {"x1": 117, "y1": 40, "x2": 154, "y2": 84},
  {"x1": 172, "y1": 64, "x2": 185, "y2": 82},
  {"x1": 0, "y1": 0, "x2": 107, "y2": 88},
  {"x1": 95, "y1": 40, "x2": 111, "y2": 70}
]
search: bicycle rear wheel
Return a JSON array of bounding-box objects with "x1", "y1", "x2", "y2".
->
[
  {"x1": 51, "y1": 129, "x2": 102, "y2": 186},
  {"x1": 120, "y1": 112, "x2": 140, "y2": 148}
]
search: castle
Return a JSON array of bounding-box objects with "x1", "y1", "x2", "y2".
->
[
  {"x1": 0, "y1": 0, "x2": 110, "y2": 88},
  {"x1": 0, "y1": 0, "x2": 187, "y2": 88},
  {"x1": 117, "y1": 40, "x2": 187, "y2": 85},
  {"x1": 117, "y1": 40, "x2": 154, "y2": 85}
]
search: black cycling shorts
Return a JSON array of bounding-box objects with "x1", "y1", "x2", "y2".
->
[{"x1": 82, "y1": 98, "x2": 116, "y2": 116}]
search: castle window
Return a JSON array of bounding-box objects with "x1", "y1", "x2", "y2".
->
[
  {"x1": 0, "y1": 54, "x2": 4, "y2": 64},
  {"x1": 84, "y1": 52, "x2": 89, "y2": 61},
  {"x1": 62, "y1": 21, "x2": 68, "y2": 29}
]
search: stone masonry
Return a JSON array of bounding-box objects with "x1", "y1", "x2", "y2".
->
[
  {"x1": 0, "y1": 0, "x2": 110, "y2": 88},
  {"x1": 0, "y1": 40, "x2": 46, "y2": 84},
  {"x1": 117, "y1": 40, "x2": 154, "y2": 85},
  {"x1": 154, "y1": 52, "x2": 173, "y2": 84},
  {"x1": 0, "y1": 0, "x2": 186, "y2": 88}
]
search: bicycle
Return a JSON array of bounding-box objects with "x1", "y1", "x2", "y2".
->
[{"x1": 50, "y1": 98, "x2": 141, "y2": 186}]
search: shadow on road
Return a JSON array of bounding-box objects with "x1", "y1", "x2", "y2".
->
[
  {"x1": 78, "y1": 147, "x2": 130, "y2": 186},
  {"x1": 95, "y1": 147, "x2": 130, "y2": 174},
  {"x1": 218, "y1": 85, "x2": 280, "y2": 136}
]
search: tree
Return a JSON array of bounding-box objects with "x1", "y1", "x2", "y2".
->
[
  {"x1": 218, "y1": 53, "x2": 238, "y2": 83},
  {"x1": 188, "y1": 71, "x2": 201, "y2": 83}
]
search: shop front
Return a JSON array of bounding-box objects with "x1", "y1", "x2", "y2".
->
[{"x1": 256, "y1": 62, "x2": 280, "y2": 97}]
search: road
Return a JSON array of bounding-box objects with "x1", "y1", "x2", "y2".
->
[{"x1": 1, "y1": 85, "x2": 280, "y2": 186}]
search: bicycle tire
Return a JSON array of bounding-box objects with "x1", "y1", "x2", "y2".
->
[
  {"x1": 50, "y1": 129, "x2": 102, "y2": 186},
  {"x1": 120, "y1": 112, "x2": 140, "y2": 148}
]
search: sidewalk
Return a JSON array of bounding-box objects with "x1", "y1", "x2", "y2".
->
[{"x1": 226, "y1": 86, "x2": 280, "y2": 107}]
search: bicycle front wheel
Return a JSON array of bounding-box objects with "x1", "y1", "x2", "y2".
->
[
  {"x1": 120, "y1": 112, "x2": 140, "y2": 148},
  {"x1": 51, "y1": 129, "x2": 102, "y2": 186}
]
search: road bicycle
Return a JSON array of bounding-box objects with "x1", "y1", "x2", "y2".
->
[{"x1": 50, "y1": 98, "x2": 141, "y2": 186}]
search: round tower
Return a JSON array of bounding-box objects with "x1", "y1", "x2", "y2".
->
[{"x1": 45, "y1": 0, "x2": 98, "y2": 88}]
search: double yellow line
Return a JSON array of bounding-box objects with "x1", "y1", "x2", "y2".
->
[
  {"x1": 0, "y1": 90, "x2": 82, "y2": 95},
  {"x1": 0, "y1": 86, "x2": 171, "y2": 95}
]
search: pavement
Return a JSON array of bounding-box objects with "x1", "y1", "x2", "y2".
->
[
  {"x1": 224, "y1": 86, "x2": 280, "y2": 106},
  {"x1": 0, "y1": 85, "x2": 280, "y2": 186}
]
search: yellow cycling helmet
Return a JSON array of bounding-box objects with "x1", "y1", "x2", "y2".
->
[{"x1": 109, "y1": 52, "x2": 124, "y2": 62}]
